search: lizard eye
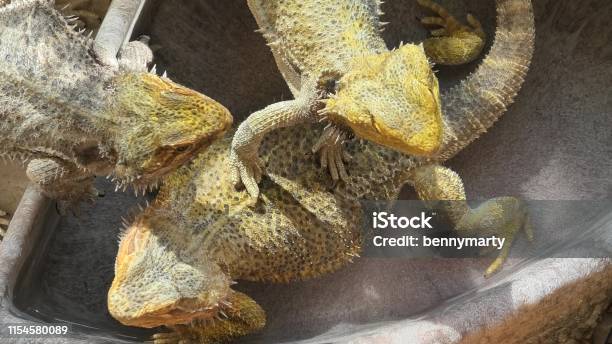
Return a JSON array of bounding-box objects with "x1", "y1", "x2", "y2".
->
[{"x1": 173, "y1": 145, "x2": 191, "y2": 153}]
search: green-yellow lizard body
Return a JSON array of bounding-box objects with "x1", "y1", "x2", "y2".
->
[
  {"x1": 108, "y1": 1, "x2": 535, "y2": 342},
  {"x1": 230, "y1": 0, "x2": 486, "y2": 199}
]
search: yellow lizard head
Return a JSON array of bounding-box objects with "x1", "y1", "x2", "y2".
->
[
  {"x1": 108, "y1": 211, "x2": 232, "y2": 328},
  {"x1": 110, "y1": 73, "x2": 233, "y2": 191},
  {"x1": 324, "y1": 43, "x2": 443, "y2": 157}
]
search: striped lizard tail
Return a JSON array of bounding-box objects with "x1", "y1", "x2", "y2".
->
[{"x1": 439, "y1": 0, "x2": 535, "y2": 161}]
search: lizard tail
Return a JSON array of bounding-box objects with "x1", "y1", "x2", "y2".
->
[{"x1": 439, "y1": 0, "x2": 535, "y2": 160}]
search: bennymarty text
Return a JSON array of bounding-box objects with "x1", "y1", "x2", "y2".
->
[{"x1": 371, "y1": 211, "x2": 506, "y2": 250}]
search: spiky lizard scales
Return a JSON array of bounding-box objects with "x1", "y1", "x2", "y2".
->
[
  {"x1": 229, "y1": 0, "x2": 487, "y2": 199},
  {"x1": 108, "y1": 0, "x2": 535, "y2": 342},
  {"x1": 54, "y1": 0, "x2": 111, "y2": 34},
  {"x1": 0, "y1": 0, "x2": 233, "y2": 211}
]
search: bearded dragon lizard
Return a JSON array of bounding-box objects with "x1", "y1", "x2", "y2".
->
[
  {"x1": 107, "y1": 0, "x2": 535, "y2": 342},
  {"x1": 229, "y1": 0, "x2": 487, "y2": 199},
  {"x1": 0, "y1": 0, "x2": 233, "y2": 214}
]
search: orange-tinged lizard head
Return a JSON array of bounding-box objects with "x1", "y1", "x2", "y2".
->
[
  {"x1": 109, "y1": 73, "x2": 233, "y2": 192},
  {"x1": 108, "y1": 211, "x2": 232, "y2": 328},
  {"x1": 324, "y1": 43, "x2": 443, "y2": 157}
]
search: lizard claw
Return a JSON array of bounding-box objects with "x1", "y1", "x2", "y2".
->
[
  {"x1": 151, "y1": 334, "x2": 201, "y2": 344},
  {"x1": 152, "y1": 331, "x2": 185, "y2": 344},
  {"x1": 152, "y1": 326, "x2": 208, "y2": 344},
  {"x1": 55, "y1": 0, "x2": 110, "y2": 33},
  {"x1": 229, "y1": 148, "x2": 263, "y2": 199},
  {"x1": 312, "y1": 126, "x2": 350, "y2": 182},
  {"x1": 0, "y1": 209, "x2": 10, "y2": 238}
]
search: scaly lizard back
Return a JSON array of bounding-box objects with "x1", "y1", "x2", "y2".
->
[
  {"x1": 247, "y1": 0, "x2": 388, "y2": 93},
  {"x1": 231, "y1": 0, "x2": 473, "y2": 199},
  {"x1": 0, "y1": 0, "x2": 232, "y2": 205}
]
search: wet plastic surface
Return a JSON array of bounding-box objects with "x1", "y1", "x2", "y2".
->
[{"x1": 12, "y1": 180, "x2": 154, "y2": 342}]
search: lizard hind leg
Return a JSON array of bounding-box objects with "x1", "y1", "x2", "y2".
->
[
  {"x1": 409, "y1": 164, "x2": 533, "y2": 277},
  {"x1": 417, "y1": 0, "x2": 486, "y2": 66},
  {"x1": 152, "y1": 291, "x2": 266, "y2": 344}
]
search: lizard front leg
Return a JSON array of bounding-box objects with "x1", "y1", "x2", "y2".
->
[
  {"x1": 408, "y1": 164, "x2": 534, "y2": 277},
  {"x1": 230, "y1": 78, "x2": 320, "y2": 199},
  {"x1": 417, "y1": 0, "x2": 486, "y2": 66},
  {"x1": 26, "y1": 158, "x2": 99, "y2": 211},
  {"x1": 152, "y1": 291, "x2": 266, "y2": 344}
]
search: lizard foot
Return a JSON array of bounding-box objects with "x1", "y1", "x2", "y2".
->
[
  {"x1": 411, "y1": 165, "x2": 534, "y2": 277},
  {"x1": 417, "y1": 0, "x2": 486, "y2": 65},
  {"x1": 0, "y1": 209, "x2": 10, "y2": 238},
  {"x1": 229, "y1": 147, "x2": 264, "y2": 200},
  {"x1": 455, "y1": 197, "x2": 534, "y2": 277},
  {"x1": 152, "y1": 291, "x2": 265, "y2": 344},
  {"x1": 312, "y1": 125, "x2": 351, "y2": 183},
  {"x1": 152, "y1": 331, "x2": 190, "y2": 344},
  {"x1": 118, "y1": 36, "x2": 154, "y2": 73}
]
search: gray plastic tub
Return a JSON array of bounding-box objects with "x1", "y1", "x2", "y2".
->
[{"x1": 0, "y1": 0, "x2": 610, "y2": 343}]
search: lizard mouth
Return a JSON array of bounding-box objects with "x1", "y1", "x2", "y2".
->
[
  {"x1": 109, "y1": 288, "x2": 234, "y2": 328},
  {"x1": 109, "y1": 132, "x2": 223, "y2": 196},
  {"x1": 117, "y1": 301, "x2": 221, "y2": 328}
]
